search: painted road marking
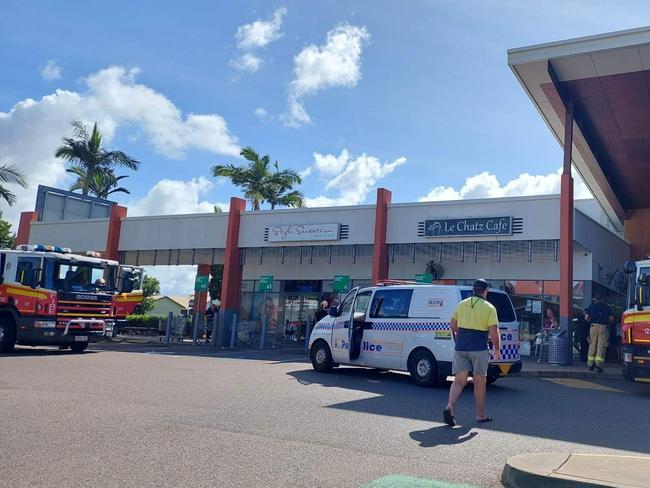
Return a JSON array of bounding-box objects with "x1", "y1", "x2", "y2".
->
[
  {"x1": 543, "y1": 378, "x2": 624, "y2": 393},
  {"x1": 360, "y1": 475, "x2": 479, "y2": 488}
]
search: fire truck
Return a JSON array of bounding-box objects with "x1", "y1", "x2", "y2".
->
[
  {"x1": 622, "y1": 259, "x2": 650, "y2": 382},
  {"x1": 0, "y1": 244, "x2": 141, "y2": 353}
]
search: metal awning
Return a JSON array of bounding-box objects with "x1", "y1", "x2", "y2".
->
[{"x1": 508, "y1": 26, "x2": 650, "y2": 231}]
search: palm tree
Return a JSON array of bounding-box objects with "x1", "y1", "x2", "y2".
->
[
  {"x1": 212, "y1": 146, "x2": 303, "y2": 210},
  {"x1": 55, "y1": 121, "x2": 140, "y2": 197},
  {"x1": 0, "y1": 164, "x2": 27, "y2": 207},
  {"x1": 264, "y1": 162, "x2": 303, "y2": 209},
  {"x1": 69, "y1": 169, "x2": 130, "y2": 199}
]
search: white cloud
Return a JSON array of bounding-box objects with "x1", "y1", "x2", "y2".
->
[
  {"x1": 0, "y1": 66, "x2": 239, "y2": 225},
  {"x1": 284, "y1": 24, "x2": 370, "y2": 127},
  {"x1": 419, "y1": 168, "x2": 592, "y2": 202},
  {"x1": 40, "y1": 60, "x2": 62, "y2": 81},
  {"x1": 313, "y1": 149, "x2": 350, "y2": 175},
  {"x1": 299, "y1": 167, "x2": 312, "y2": 179},
  {"x1": 305, "y1": 150, "x2": 406, "y2": 207},
  {"x1": 235, "y1": 7, "x2": 287, "y2": 50},
  {"x1": 128, "y1": 177, "x2": 228, "y2": 216},
  {"x1": 254, "y1": 107, "x2": 271, "y2": 122},
  {"x1": 231, "y1": 53, "x2": 263, "y2": 73},
  {"x1": 143, "y1": 265, "x2": 197, "y2": 297}
]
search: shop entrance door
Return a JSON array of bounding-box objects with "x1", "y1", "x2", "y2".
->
[{"x1": 281, "y1": 294, "x2": 319, "y2": 344}]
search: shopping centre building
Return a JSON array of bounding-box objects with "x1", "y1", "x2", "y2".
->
[
  {"x1": 17, "y1": 185, "x2": 629, "y2": 352},
  {"x1": 16, "y1": 25, "x2": 650, "y2": 356}
]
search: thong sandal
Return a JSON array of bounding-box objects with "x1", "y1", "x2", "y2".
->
[
  {"x1": 476, "y1": 416, "x2": 493, "y2": 423},
  {"x1": 443, "y1": 408, "x2": 456, "y2": 427}
]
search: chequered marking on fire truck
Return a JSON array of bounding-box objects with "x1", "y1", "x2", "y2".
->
[{"x1": 371, "y1": 322, "x2": 451, "y2": 331}]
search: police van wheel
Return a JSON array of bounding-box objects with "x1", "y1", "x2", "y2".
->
[
  {"x1": 409, "y1": 349, "x2": 438, "y2": 387},
  {"x1": 70, "y1": 342, "x2": 88, "y2": 353},
  {"x1": 310, "y1": 341, "x2": 333, "y2": 373},
  {"x1": 0, "y1": 317, "x2": 16, "y2": 353}
]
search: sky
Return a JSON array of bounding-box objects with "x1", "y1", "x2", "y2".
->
[{"x1": 1, "y1": 0, "x2": 649, "y2": 295}]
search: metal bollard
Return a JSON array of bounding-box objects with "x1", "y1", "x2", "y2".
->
[
  {"x1": 230, "y1": 313, "x2": 238, "y2": 349},
  {"x1": 165, "y1": 312, "x2": 173, "y2": 345},
  {"x1": 211, "y1": 313, "x2": 220, "y2": 348},
  {"x1": 260, "y1": 315, "x2": 267, "y2": 349},
  {"x1": 304, "y1": 318, "x2": 312, "y2": 351},
  {"x1": 192, "y1": 313, "x2": 201, "y2": 346}
]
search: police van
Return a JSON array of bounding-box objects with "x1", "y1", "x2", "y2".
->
[{"x1": 308, "y1": 283, "x2": 522, "y2": 386}]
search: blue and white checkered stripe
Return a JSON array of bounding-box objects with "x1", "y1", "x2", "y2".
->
[
  {"x1": 491, "y1": 344, "x2": 519, "y2": 361},
  {"x1": 314, "y1": 323, "x2": 333, "y2": 331},
  {"x1": 371, "y1": 322, "x2": 450, "y2": 331}
]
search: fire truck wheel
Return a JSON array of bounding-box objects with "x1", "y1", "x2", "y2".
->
[
  {"x1": 0, "y1": 316, "x2": 16, "y2": 353},
  {"x1": 70, "y1": 342, "x2": 88, "y2": 353}
]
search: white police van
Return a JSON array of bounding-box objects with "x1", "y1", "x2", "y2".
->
[{"x1": 308, "y1": 283, "x2": 522, "y2": 386}]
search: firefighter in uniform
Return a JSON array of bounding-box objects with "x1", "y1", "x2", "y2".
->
[{"x1": 584, "y1": 293, "x2": 614, "y2": 373}]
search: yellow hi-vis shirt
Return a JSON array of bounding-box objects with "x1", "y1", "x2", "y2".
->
[{"x1": 452, "y1": 297, "x2": 498, "y2": 351}]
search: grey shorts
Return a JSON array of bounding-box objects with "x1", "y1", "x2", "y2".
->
[{"x1": 453, "y1": 350, "x2": 489, "y2": 376}]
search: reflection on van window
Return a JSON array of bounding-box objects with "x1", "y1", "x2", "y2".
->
[
  {"x1": 460, "y1": 290, "x2": 516, "y2": 322},
  {"x1": 354, "y1": 291, "x2": 372, "y2": 316},
  {"x1": 370, "y1": 289, "x2": 413, "y2": 318}
]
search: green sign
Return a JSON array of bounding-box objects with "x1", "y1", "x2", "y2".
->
[
  {"x1": 415, "y1": 273, "x2": 433, "y2": 284},
  {"x1": 194, "y1": 275, "x2": 209, "y2": 291},
  {"x1": 333, "y1": 275, "x2": 350, "y2": 293},
  {"x1": 259, "y1": 275, "x2": 274, "y2": 292}
]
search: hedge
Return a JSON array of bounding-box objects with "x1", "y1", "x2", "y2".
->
[{"x1": 125, "y1": 314, "x2": 165, "y2": 328}]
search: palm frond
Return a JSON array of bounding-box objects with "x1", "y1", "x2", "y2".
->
[{"x1": 0, "y1": 165, "x2": 27, "y2": 187}]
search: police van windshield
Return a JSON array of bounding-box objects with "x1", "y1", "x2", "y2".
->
[
  {"x1": 43, "y1": 258, "x2": 116, "y2": 292},
  {"x1": 460, "y1": 290, "x2": 516, "y2": 322}
]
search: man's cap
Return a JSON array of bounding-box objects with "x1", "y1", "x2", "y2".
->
[{"x1": 472, "y1": 279, "x2": 489, "y2": 290}]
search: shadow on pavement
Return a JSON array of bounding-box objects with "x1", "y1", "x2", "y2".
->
[
  {"x1": 288, "y1": 366, "x2": 650, "y2": 453},
  {"x1": 410, "y1": 425, "x2": 479, "y2": 447},
  {"x1": 0, "y1": 347, "x2": 99, "y2": 358}
]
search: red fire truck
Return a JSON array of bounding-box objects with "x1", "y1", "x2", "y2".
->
[
  {"x1": 0, "y1": 244, "x2": 141, "y2": 353},
  {"x1": 622, "y1": 259, "x2": 650, "y2": 382}
]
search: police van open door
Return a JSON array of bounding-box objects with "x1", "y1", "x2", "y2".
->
[{"x1": 331, "y1": 287, "x2": 363, "y2": 364}]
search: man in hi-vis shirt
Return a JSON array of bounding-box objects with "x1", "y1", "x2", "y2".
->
[{"x1": 443, "y1": 279, "x2": 500, "y2": 426}]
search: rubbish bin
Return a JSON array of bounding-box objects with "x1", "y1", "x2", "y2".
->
[{"x1": 548, "y1": 331, "x2": 569, "y2": 365}]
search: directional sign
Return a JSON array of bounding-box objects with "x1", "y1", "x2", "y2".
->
[
  {"x1": 194, "y1": 275, "x2": 209, "y2": 292},
  {"x1": 259, "y1": 275, "x2": 274, "y2": 292},
  {"x1": 415, "y1": 273, "x2": 433, "y2": 284},
  {"x1": 333, "y1": 275, "x2": 350, "y2": 293}
]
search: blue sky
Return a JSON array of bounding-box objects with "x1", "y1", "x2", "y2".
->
[{"x1": 1, "y1": 0, "x2": 648, "y2": 293}]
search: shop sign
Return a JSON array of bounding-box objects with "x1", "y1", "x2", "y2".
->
[
  {"x1": 194, "y1": 275, "x2": 209, "y2": 292},
  {"x1": 333, "y1": 275, "x2": 350, "y2": 293},
  {"x1": 267, "y1": 223, "x2": 340, "y2": 242},
  {"x1": 424, "y1": 217, "x2": 512, "y2": 237},
  {"x1": 415, "y1": 273, "x2": 433, "y2": 284},
  {"x1": 259, "y1": 275, "x2": 274, "y2": 292}
]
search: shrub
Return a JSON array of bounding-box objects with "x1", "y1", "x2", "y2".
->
[{"x1": 125, "y1": 314, "x2": 165, "y2": 328}]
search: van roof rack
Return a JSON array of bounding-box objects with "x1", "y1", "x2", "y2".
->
[{"x1": 376, "y1": 279, "x2": 429, "y2": 286}]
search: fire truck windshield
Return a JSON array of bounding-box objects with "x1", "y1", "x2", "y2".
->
[{"x1": 42, "y1": 258, "x2": 117, "y2": 293}]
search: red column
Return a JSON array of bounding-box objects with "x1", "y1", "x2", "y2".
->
[
  {"x1": 105, "y1": 205, "x2": 127, "y2": 261},
  {"x1": 16, "y1": 211, "x2": 38, "y2": 246},
  {"x1": 371, "y1": 188, "x2": 392, "y2": 285},
  {"x1": 221, "y1": 197, "x2": 246, "y2": 314},
  {"x1": 193, "y1": 263, "x2": 212, "y2": 315},
  {"x1": 560, "y1": 101, "x2": 574, "y2": 365}
]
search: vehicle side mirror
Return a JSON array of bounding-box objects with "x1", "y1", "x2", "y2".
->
[
  {"x1": 328, "y1": 307, "x2": 340, "y2": 317},
  {"x1": 120, "y1": 276, "x2": 134, "y2": 294}
]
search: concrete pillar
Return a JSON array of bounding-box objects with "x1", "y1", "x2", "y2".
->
[
  {"x1": 560, "y1": 100, "x2": 574, "y2": 365},
  {"x1": 371, "y1": 188, "x2": 391, "y2": 285},
  {"x1": 105, "y1": 205, "x2": 127, "y2": 261},
  {"x1": 219, "y1": 197, "x2": 246, "y2": 344},
  {"x1": 16, "y1": 211, "x2": 38, "y2": 246}
]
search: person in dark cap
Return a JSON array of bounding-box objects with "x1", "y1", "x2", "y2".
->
[{"x1": 443, "y1": 279, "x2": 500, "y2": 426}]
